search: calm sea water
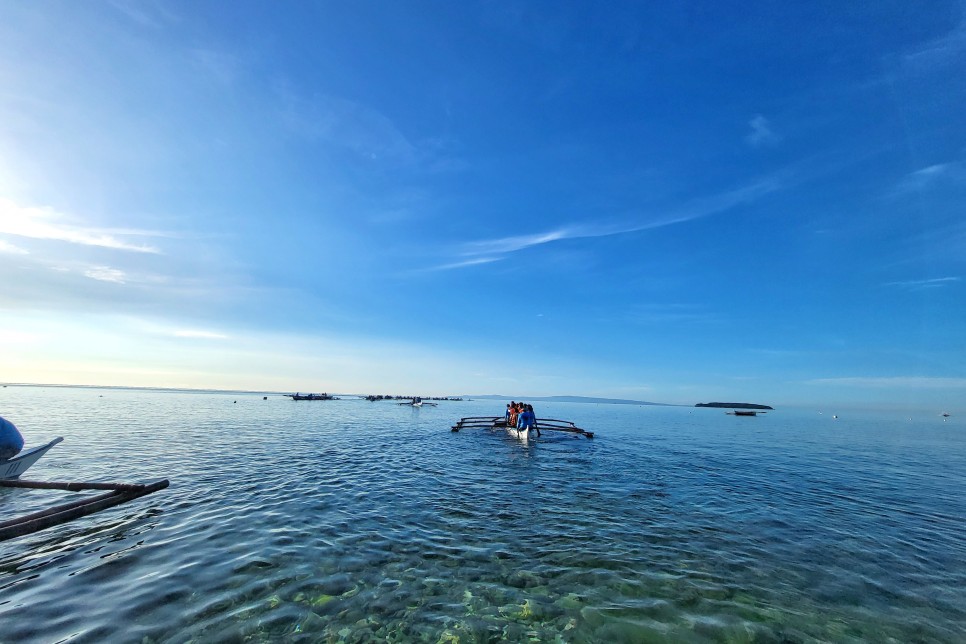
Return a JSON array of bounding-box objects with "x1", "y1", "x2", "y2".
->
[{"x1": 0, "y1": 386, "x2": 963, "y2": 643}]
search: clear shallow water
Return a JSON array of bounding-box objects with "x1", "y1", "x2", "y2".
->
[{"x1": 0, "y1": 387, "x2": 963, "y2": 643}]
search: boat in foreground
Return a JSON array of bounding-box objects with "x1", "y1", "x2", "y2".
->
[
  {"x1": 451, "y1": 417, "x2": 594, "y2": 439},
  {"x1": 502, "y1": 420, "x2": 531, "y2": 443},
  {"x1": 0, "y1": 437, "x2": 168, "y2": 542},
  {"x1": 1, "y1": 437, "x2": 63, "y2": 480}
]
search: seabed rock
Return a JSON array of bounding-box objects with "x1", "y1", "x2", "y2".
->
[
  {"x1": 558, "y1": 592, "x2": 585, "y2": 611},
  {"x1": 506, "y1": 570, "x2": 544, "y2": 588},
  {"x1": 436, "y1": 629, "x2": 460, "y2": 644},
  {"x1": 295, "y1": 611, "x2": 326, "y2": 635}
]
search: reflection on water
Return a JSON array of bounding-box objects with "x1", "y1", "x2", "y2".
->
[{"x1": 0, "y1": 387, "x2": 964, "y2": 642}]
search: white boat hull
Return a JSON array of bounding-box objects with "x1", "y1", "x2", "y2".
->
[
  {"x1": 506, "y1": 425, "x2": 530, "y2": 442},
  {"x1": 1, "y1": 437, "x2": 63, "y2": 480}
]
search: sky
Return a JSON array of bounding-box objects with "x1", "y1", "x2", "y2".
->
[{"x1": 0, "y1": 1, "x2": 964, "y2": 410}]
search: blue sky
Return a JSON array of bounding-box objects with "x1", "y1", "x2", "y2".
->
[{"x1": 1, "y1": 1, "x2": 964, "y2": 410}]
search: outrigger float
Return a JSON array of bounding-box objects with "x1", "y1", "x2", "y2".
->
[
  {"x1": 0, "y1": 437, "x2": 169, "y2": 543},
  {"x1": 451, "y1": 417, "x2": 594, "y2": 440}
]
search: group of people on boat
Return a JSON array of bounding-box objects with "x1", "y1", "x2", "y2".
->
[{"x1": 506, "y1": 402, "x2": 540, "y2": 436}]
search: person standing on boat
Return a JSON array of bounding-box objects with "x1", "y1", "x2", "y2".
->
[
  {"x1": 506, "y1": 402, "x2": 515, "y2": 426},
  {"x1": 509, "y1": 402, "x2": 521, "y2": 428},
  {"x1": 518, "y1": 404, "x2": 540, "y2": 436},
  {"x1": 0, "y1": 416, "x2": 24, "y2": 460},
  {"x1": 527, "y1": 404, "x2": 541, "y2": 437}
]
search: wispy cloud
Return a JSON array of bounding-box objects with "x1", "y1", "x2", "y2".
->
[
  {"x1": 895, "y1": 162, "x2": 966, "y2": 193},
  {"x1": 0, "y1": 239, "x2": 28, "y2": 254},
  {"x1": 463, "y1": 229, "x2": 572, "y2": 256},
  {"x1": 84, "y1": 266, "x2": 127, "y2": 283},
  {"x1": 423, "y1": 257, "x2": 501, "y2": 272},
  {"x1": 108, "y1": 0, "x2": 178, "y2": 28},
  {"x1": 745, "y1": 114, "x2": 779, "y2": 147},
  {"x1": 275, "y1": 87, "x2": 462, "y2": 173},
  {"x1": 173, "y1": 329, "x2": 229, "y2": 340},
  {"x1": 129, "y1": 319, "x2": 230, "y2": 341},
  {"x1": 436, "y1": 176, "x2": 783, "y2": 270},
  {"x1": 901, "y1": 15, "x2": 966, "y2": 71},
  {"x1": 911, "y1": 163, "x2": 951, "y2": 179},
  {"x1": 623, "y1": 303, "x2": 717, "y2": 325},
  {"x1": 884, "y1": 276, "x2": 960, "y2": 290},
  {"x1": 806, "y1": 376, "x2": 966, "y2": 389},
  {"x1": 278, "y1": 90, "x2": 418, "y2": 164},
  {"x1": 191, "y1": 49, "x2": 241, "y2": 86},
  {"x1": 0, "y1": 200, "x2": 162, "y2": 253},
  {"x1": 42, "y1": 259, "x2": 169, "y2": 289}
]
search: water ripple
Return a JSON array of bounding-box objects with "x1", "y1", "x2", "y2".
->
[{"x1": 0, "y1": 390, "x2": 963, "y2": 642}]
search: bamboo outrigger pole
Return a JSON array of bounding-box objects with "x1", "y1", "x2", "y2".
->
[
  {"x1": 0, "y1": 479, "x2": 151, "y2": 492},
  {"x1": 451, "y1": 417, "x2": 594, "y2": 438},
  {"x1": 0, "y1": 478, "x2": 169, "y2": 542}
]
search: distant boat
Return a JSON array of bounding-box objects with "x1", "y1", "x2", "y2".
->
[
  {"x1": 728, "y1": 410, "x2": 759, "y2": 417},
  {"x1": 288, "y1": 393, "x2": 336, "y2": 401},
  {"x1": 399, "y1": 397, "x2": 436, "y2": 407},
  {"x1": 941, "y1": 412, "x2": 950, "y2": 418}
]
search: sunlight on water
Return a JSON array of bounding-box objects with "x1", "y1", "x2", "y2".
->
[{"x1": 1, "y1": 387, "x2": 964, "y2": 642}]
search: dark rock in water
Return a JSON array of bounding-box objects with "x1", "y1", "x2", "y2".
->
[
  {"x1": 232, "y1": 559, "x2": 275, "y2": 574},
  {"x1": 695, "y1": 402, "x2": 774, "y2": 410},
  {"x1": 506, "y1": 570, "x2": 543, "y2": 588}
]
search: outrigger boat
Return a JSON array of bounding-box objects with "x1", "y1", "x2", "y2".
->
[
  {"x1": 0, "y1": 437, "x2": 168, "y2": 542},
  {"x1": 451, "y1": 417, "x2": 594, "y2": 439},
  {"x1": 502, "y1": 419, "x2": 533, "y2": 443},
  {"x1": 1, "y1": 437, "x2": 63, "y2": 480}
]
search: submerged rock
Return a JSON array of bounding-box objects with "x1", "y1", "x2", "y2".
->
[
  {"x1": 436, "y1": 629, "x2": 460, "y2": 644},
  {"x1": 311, "y1": 594, "x2": 335, "y2": 607},
  {"x1": 506, "y1": 570, "x2": 544, "y2": 589}
]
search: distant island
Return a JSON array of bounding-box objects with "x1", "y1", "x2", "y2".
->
[
  {"x1": 696, "y1": 402, "x2": 774, "y2": 410},
  {"x1": 363, "y1": 395, "x2": 463, "y2": 401}
]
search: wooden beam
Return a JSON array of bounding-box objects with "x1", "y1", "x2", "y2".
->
[
  {"x1": 0, "y1": 479, "x2": 169, "y2": 542},
  {"x1": 0, "y1": 479, "x2": 148, "y2": 492}
]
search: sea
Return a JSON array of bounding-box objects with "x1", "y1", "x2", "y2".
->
[{"x1": 0, "y1": 385, "x2": 963, "y2": 643}]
